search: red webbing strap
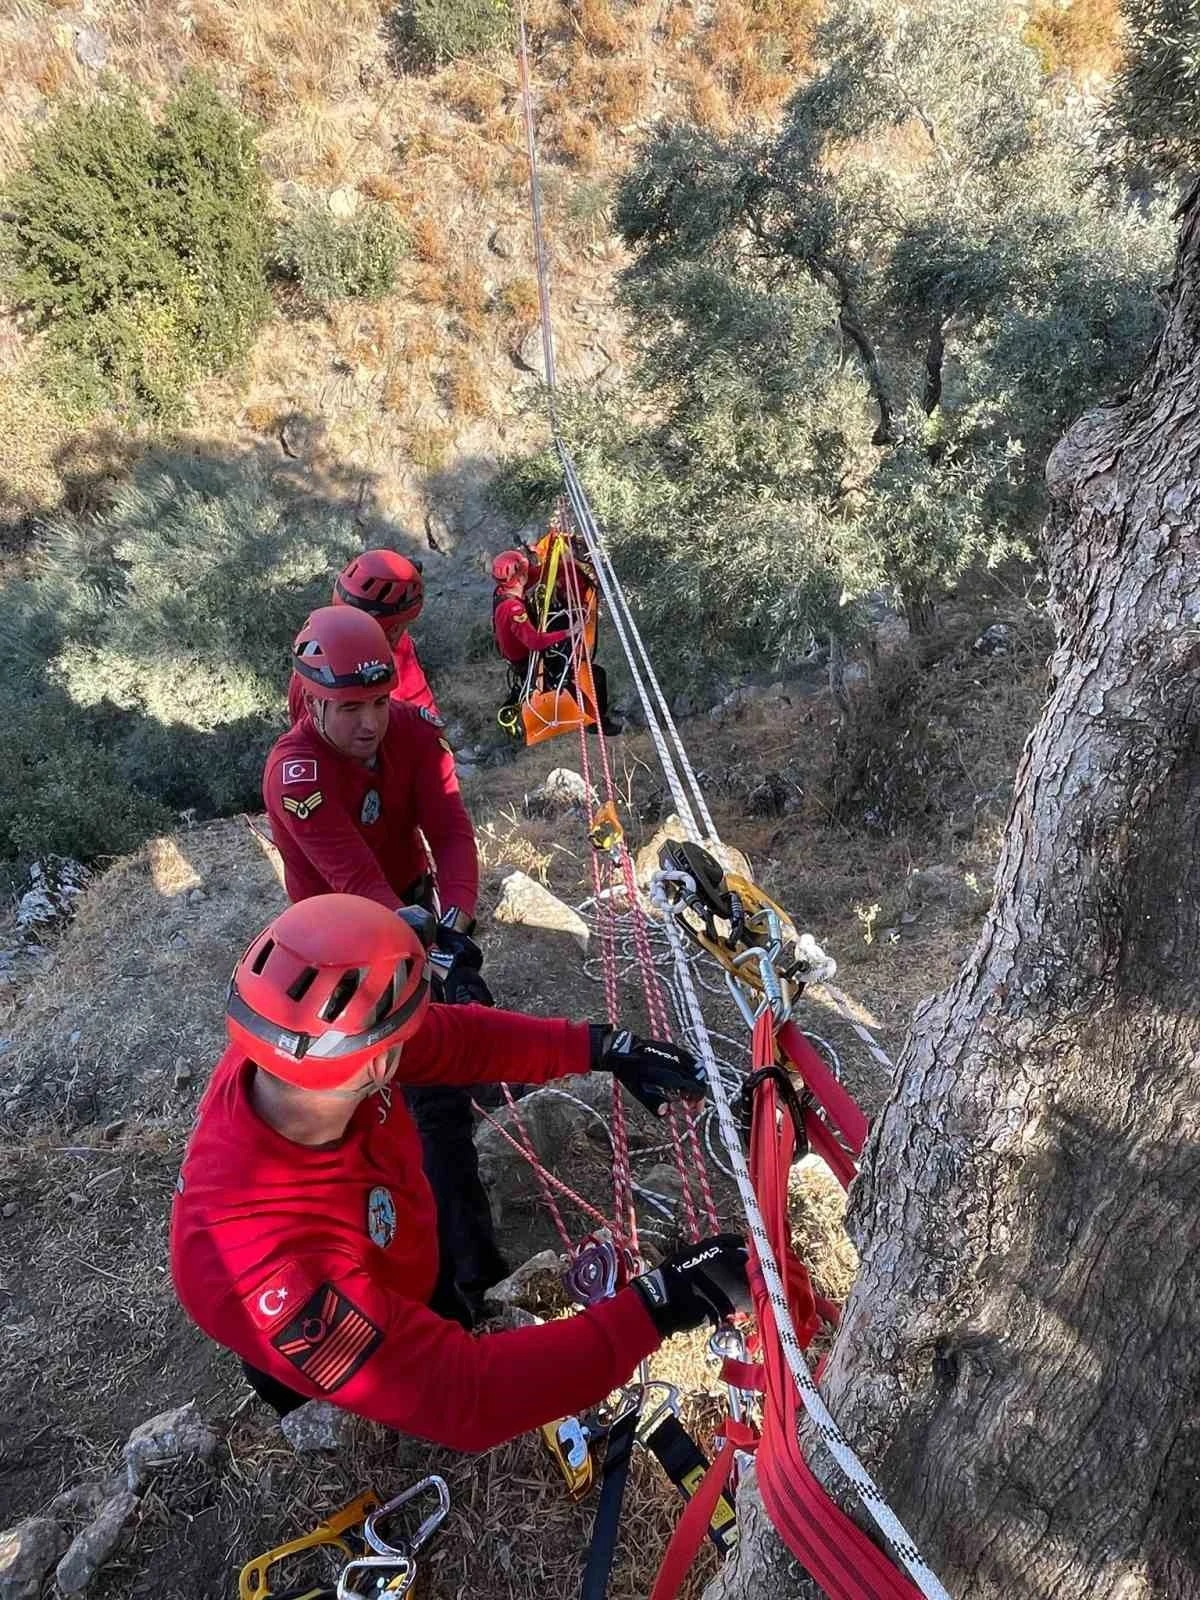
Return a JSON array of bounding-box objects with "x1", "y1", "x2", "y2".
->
[
  {"x1": 750, "y1": 1013, "x2": 924, "y2": 1600},
  {"x1": 779, "y1": 1019, "x2": 869, "y2": 1157},
  {"x1": 803, "y1": 1106, "x2": 859, "y2": 1192},
  {"x1": 648, "y1": 1422, "x2": 757, "y2": 1600}
]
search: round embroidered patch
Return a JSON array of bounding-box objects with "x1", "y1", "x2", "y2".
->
[
  {"x1": 367, "y1": 1186, "x2": 397, "y2": 1249},
  {"x1": 360, "y1": 788, "x2": 382, "y2": 825}
]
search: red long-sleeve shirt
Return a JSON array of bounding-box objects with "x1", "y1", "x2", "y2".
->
[
  {"x1": 170, "y1": 1007, "x2": 659, "y2": 1451},
  {"x1": 287, "y1": 633, "x2": 439, "y2": 724},
  {"x1": 263, "y1": 703, "x2": 478, "y2": 917},
  {"x1": 493, "y1": 595, "x2": 572, "y2": 666}
]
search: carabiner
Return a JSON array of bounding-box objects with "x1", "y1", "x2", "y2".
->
[{"x1": 363, "y1": 1475, "x2": 450, "y2": 1559}]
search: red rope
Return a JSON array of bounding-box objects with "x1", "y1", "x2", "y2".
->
[{"x1": 472, "y1": 1097, "x2": 620, "y2": 1239}]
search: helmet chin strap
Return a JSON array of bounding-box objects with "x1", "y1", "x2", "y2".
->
[{"x1": 307, "y1": 695, "x2": 331, "y2": 742}]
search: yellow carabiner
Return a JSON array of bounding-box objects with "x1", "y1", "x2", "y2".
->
[{"x1": 238, "y1": 1492, "x2": 381, "y2": 1600}]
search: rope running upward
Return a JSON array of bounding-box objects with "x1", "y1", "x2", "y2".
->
[{"x1": 514, "y1": 12, "x2": 950, "y2": 1598}]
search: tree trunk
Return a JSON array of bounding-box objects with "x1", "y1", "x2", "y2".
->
[{"x1": 712, "y1": 183, "x2": 1200, "y2": 1600}]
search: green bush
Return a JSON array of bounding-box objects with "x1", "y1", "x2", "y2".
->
[
  {"x1": 1, "y1": 80, "x2": 269, "y2": 421},
  {"x1": 273, "y1": 201, "x2": 408, "y2": 302},
  {"x1": 409, "y1": 0, "x2": 512, "y2": 64},
  {"x1": 0, "y1": 453, "x2": 382, "y2": 866}
]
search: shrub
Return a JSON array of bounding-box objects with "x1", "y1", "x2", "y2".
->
[
  {"x1": 273, "y1": 200, "x2": 409, "y2": 302},
  {"x1": 1, "y1": 80, "x2": 269, "y2": 421},
  {"x1": 0, "y1": 453, "x2": 377, "y2": 867},
  {"x1": 408, "y1": 0, "x2": 513, "y2": 64}
]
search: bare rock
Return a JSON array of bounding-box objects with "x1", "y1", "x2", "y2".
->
[
  {"x1": 972, "y1": 622, "x2": 1011, "y2": 655},
  {"x1": 123, "y1": 1402, "x2": 218, "y2": 1493},
  {"x1": 46, "y1": 1485, "x2": 111, "y2": 1525},
  {"x1": 279, "y1": 413, "x2": 324, "y2": 461},
  {"x1": 524, "y1": 767, "x2": 594, "y2": 819},
  {"x1": 0, "y1": 1517, "x2": 70, "y2": 1600},
  {"x1": 73, "y1": 27, "x2": 108, "y2": 70},
  {"x1": 55, "y1": 1492, "x2": 138, "y2": 1595},
  {"x1": 327, "y1": 186, "x2": 360, "y2": 220},
  {"x1": 280, "y1": 1400, "x2": 355, "y2": 1454},
  {"x1": 493, "y1": 872, "x2": 589, "y2": 954},
  {"x1": 482, "y1": 1250, "x2": 563, "y2": 1314},
  {"x1": 514, "y1": 325, "x2": 546, "y2": 378}
]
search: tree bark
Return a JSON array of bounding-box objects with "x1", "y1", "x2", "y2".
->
[{"x1": 711, "y1": 183, "x2": 1200, "y2": 1600}]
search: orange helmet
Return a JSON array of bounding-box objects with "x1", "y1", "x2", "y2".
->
[
  {"x1": 226, "y1": 895, "x2": 431, "y2": 1090},
  {"x1": 334, "y1": 550, "x2": 424, "y2": 626},
  {"x1": 491, "y1": 550, "x2": 530, "y2": 589},
  {"x1": 291, "y1": 607, "x2": 398, "y2": 703}
]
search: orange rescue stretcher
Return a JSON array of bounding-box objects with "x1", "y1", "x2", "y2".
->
[{"x1": 518, "y1": 526, "x2": 600, "y2": 748}]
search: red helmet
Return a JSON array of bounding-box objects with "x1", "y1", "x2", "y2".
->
[
  {"x1": 333, "y1": 550, "x2": 424, "y2": 625},
  {"x1": 292, "y1": 607, "x2": 398, "y2": 702},
  {"x1": 491, "y1": 550, "x2": 530, "y2": 588},
  {"x1": 226, "y1": 895, "x2": 431, "y2": 1090}
]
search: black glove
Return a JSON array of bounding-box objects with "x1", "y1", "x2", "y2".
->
[
  {"x1": 631, "y1": 1234, "x2": 751, "y2": 1337},
  {"x1": 430, "y1": 924, "x2": 494, "y2": 1006},
  {"x1": 589, "y1": 1025, "x2": 706, "y2": 1118}
]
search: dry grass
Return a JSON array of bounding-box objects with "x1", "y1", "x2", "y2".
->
[
  {"x1": 1024, "y1": 0, "x2": 1123, "y2": 79},
  {"x1": 662, "y1": 0, "x2": 696, "y2": 45},
  {"x1": 444, "y1": 263, "x2": 490, "y2": 337},
  {"x1": 445, "y1": 352, "x2": 491, "y2": 419},
  {"x1": 572, "y1": 0, "x2": 627, "y2": 53},
  {"x1": 556, "y1": 111, "x2": 603, "y2": 169},
  {"x1": 568, "y1": 54, "x2": 652, "y2": 128},
  {"x1": 442, "y1": 61, "x2": 508, "y2": 122},
  {"x1": 356, "y1": 171, "x2": 407, "y2": 207},
  {"x1": 408, "y1": 424, "x2": 454, "y2": 471},
  {"x1": 498, "y1": 275, "x2": 542, "y2": 332},
  {"x1": 412, "y1": 215, "x2": 452, "y2": 266},
  {"x1": 678, "y1": 60, "x2": 734, "y2": 134},
  {"x1": 1, "y1": 818, "x2": 285, "y2": 1132}
]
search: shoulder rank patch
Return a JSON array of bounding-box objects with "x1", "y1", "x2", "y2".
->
[
  {"x1": 418, "y1": 706, "x2": 446, "y2": 729},
  {"x1": 282, "y1": 790, "x2": 323, "y2": 821},
  {"x1": 270, "y1": 1282, "x2": 382, "y2": 1393},
  {"x1": 514, "y1": 610, "x2": 529, "y2": 624},
  {"x1": 280, "y1": 758, "x2": 318, "y2": 787}
]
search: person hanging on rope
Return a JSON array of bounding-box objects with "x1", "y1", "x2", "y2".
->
[
  {"x1": 491, "y1": 547, "x2": 621, "y2": 735},
  {"x1": 265, "y1": 604, "x2": 500, "y2": 1325},
  {"x1": 171, "y1": 893, "x2": 752, "y2": 1447},
  {"x1": 286, "y1": 549, "x2": 439, "y2": 723}
]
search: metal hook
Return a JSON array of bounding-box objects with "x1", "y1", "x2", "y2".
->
[{"x1": 363, "y1": 1476, "x2": 450, "y2": 1559}]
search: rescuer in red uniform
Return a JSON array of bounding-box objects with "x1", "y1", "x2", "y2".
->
[
  {"x1": 492, "y1": 549, "x2": 621, "y2": 736},
  {"x1": 266, "y1": 605, "x2": 499, "y2": 1322},
  {"x1": 170, "y1": 894, "x2": 750, "y2": 1444},
  {"x1": 287, "y1": 549, "x2": 439, "y2": 723},
  {"x1": 491, "y1": 549, "x2": 573, "y2": 666}
]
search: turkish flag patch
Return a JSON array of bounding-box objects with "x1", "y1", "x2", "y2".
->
[
  {"x1": 281, "y1": 758, "x2": 318, "y2": 786},
  {"x1": 270, "y1": 1282, "x2": 382, "y2": 1393},
  {"x1": 244, "y1": 1260, "x2": 313, "y2": 1333}
]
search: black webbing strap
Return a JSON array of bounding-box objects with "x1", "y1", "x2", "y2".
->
[
  {"x1": 579, "y1": 1398, "x2": 640, "y2": 1600},
  {"x1": 639, "y1": 1413, "x2": 739, "y2": 1558}
]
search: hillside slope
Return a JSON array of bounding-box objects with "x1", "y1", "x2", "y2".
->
[{"x1": 0, "y1": 644, "x2": 1039, "y2": 1595}]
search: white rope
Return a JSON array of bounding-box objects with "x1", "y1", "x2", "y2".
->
[
  {"x1": 517, "y1": 18, "x2": 946, "y2": 1593},
  {"x1": 651, "y1": 879, "x2": 951, "y2": 1600}
]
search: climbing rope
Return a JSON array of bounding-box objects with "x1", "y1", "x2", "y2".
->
[{"x1": 514, "y1": 14, "x2": 949, "y2": 1597}]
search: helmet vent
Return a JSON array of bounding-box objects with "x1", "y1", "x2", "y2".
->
[
  {"x1": 251, "y1": 938, "x2": 275, "y2": 975},
  {"x1": 364, "y1": 964, "x2": 406, "y2": 1030},
  {"x1": 287, "y1": 966, "x2": 319, "y2": 1002},
  {"x1": 321, "y1": 967, "x2": 363, "y2": 1023}
]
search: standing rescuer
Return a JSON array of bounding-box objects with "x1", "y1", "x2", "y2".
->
[
  {"x1": 287, "y1": 548, "x2": 439, "y2": 722},
  {"x1": 170, "y1": 895, "x2": 751, "y2": 1447},
  {"x1": 266, "y1": 605, "x2": 497, "y2": 1322}
]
